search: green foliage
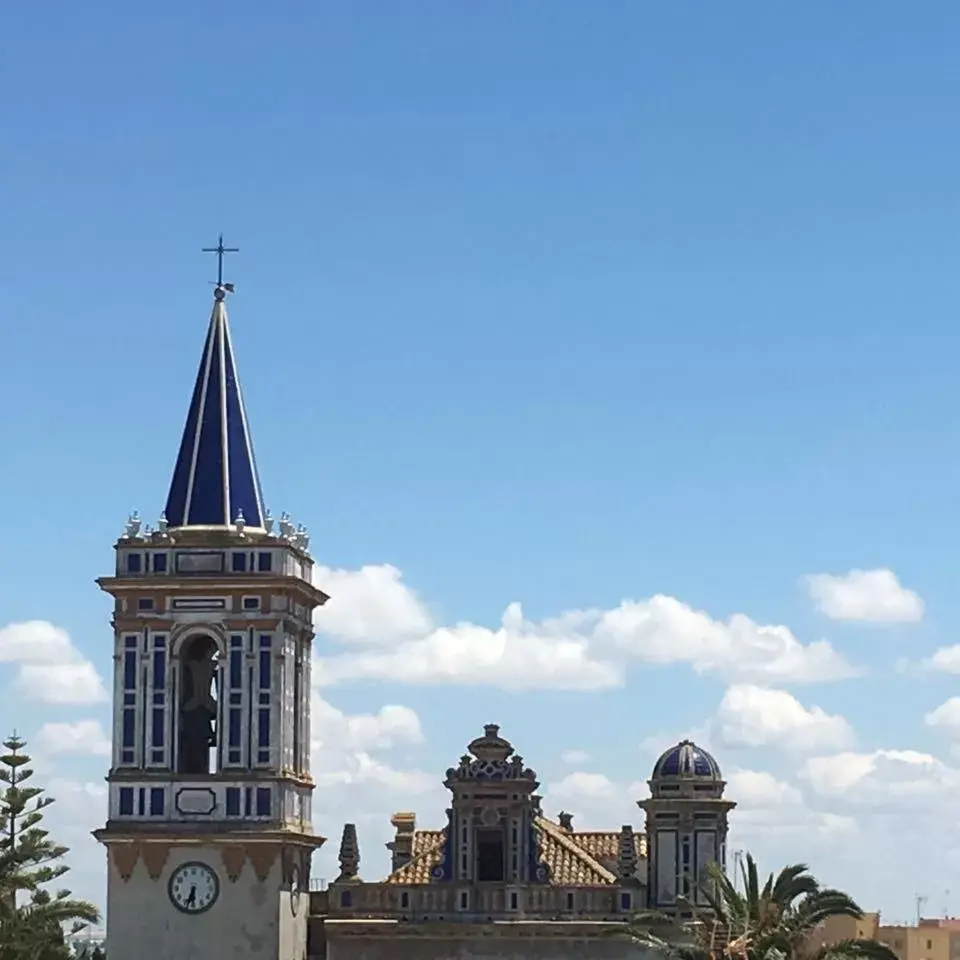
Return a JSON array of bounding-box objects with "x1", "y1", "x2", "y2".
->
[
  {"x1": 613, "y1": 853, "x2": 898, "y2": 960},
  {"x1": 0, "y1": 733, "x2": 100, "y2": 960}
]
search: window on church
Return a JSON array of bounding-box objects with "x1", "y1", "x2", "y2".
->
[
  {"x1": 258, "y1": 709, "x2": 270, "y2": 749},
  {"x1": 257, "y1": 552, "x2": 272, "y2": 572},
  {"x1": 152, "y1": 553, "x2": 167, "y2": 573},
  {"x1": 150, "y1": 788, "x2": 164, "y2": 816},
  {"x1": 226, "y1": 788, "x2": 241, "y2": 816},
  {"x1": 138, "y1": 597, "x2": 154, "y2": 611},
  {"x1": 152, "y1": 709, "x2": 164, "y2": 749},
  {"x1": 256, "y1": 788, "x2": 271, "y2": 817},
  {"x1": 126, "y1": 553, "x2": 142, "y2": 574},
  {"x1": 153, "y1": 647, "x2": 166, "y2": 688},
  {"x1": 475, "y1": 828, "x2": 505, "y2": 882},
  {"x1": 177, "y1": 634, "x2": 219, "y2": 775},
  {"x1": 119, "y1": 788, "x2": 134, "y2": 816},
  {"x1": 122, "y1": 711, "x2": 135, "y2": 750}
]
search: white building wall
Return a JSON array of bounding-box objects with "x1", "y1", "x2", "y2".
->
[{"x1": 105, "y1": 844, "x2": 308, "y2": 960}]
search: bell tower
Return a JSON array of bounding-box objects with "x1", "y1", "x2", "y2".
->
[{"x1": 95, "y1": 259, "x2": 328, "y2": 960}]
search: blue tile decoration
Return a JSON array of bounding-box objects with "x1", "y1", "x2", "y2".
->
[{"x1": 164, "y1": 292, "x2": 265, "y2": 529}]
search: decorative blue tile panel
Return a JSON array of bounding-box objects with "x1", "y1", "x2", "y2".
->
[{"x1": 163, "y1": 297, "x2": 265, "y2": 529}]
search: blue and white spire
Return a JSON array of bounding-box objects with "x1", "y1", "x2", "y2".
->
[{"x1": 164, "y1": 284, "x2": 266, "y2": 530}]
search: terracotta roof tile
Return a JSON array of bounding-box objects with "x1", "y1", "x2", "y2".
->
[
  {"x1": 383, "y1": 819, "x2": 645, "y2": 886},
  {"x1": 536, "y1": 818, "x2": 616, "y2": 885},
  {"x1": 570, "y1": 829, "x2": 647, "y2": 865},
  {"x1": 383, "y1": 829, "x2": 444, "y2": 885}
]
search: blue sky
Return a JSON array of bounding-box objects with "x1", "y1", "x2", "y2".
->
[{"x1": 3, "y1": 0, "x2": 960, "y2": 922}]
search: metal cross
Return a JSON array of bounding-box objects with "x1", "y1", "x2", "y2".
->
[{"x1": 202, "y1": 234, "x2": 239, "y2": 287}]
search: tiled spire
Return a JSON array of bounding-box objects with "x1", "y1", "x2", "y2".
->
[{"x1": 164, "y1": 286, "x2": 266, "y2": 530}]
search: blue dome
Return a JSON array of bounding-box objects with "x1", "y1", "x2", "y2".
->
[{"x1": 652, "y1": 740, "x2": 721, "y2": 780}]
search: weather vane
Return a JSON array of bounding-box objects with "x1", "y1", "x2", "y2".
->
[{"x1": 202, "y1": 234, "x2": 239, "y2": 291}]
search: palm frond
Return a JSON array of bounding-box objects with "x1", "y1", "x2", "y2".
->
[{"x1": 813, "y1": 939, "x2": 899, "y2": 960}]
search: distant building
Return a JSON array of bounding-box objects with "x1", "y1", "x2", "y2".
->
[
  {"x1": 879, "y1": 919, "x2": 960, "y2": 960},
  {"x1": 812, "y1": 913, "x2": 960, "y2": 960},
  {"x1": 809, "y1": 913, "x2": 880, "y2": 951}
]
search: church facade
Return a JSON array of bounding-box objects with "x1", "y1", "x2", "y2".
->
[
  {"x1": 311, "y1": 726, "x2": 735, "y2": 960},
  {"x1": 95, "y1": 268, "x2": 736, "y2": 960}
]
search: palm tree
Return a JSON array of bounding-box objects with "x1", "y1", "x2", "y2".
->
[{"x1": 614, "y1": 853, "x2": 897, "y2": 960}]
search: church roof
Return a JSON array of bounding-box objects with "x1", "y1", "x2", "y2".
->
[
  {"x1": 164, "y1": 287, "x2": 266, "y2": 530},
  {"x1": 383, "y1": 819, "x2": 646, "y2": 887}
]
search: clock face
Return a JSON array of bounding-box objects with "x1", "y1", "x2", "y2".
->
[
  {"x1": 290, "y1": 864, "x2": 301, "y2": 915},
  {"x1": 168, "y1": 861, "x2": 220, "y2": 915}
]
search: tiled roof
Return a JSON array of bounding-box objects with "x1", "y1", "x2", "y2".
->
[
  {"x1": 383, "y1": 819, "x2": 646, "y2": 887},
  {"x1": 383, "y1": 829, "x2": 444, "y2": 885},
  {"x1": 164, "y1": 284, "x2": 266, "y2": 530},
  {"x1": 570, "y1": 829, "x2": 647, "y2": 865}
]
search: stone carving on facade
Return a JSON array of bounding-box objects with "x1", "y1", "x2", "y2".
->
[
  {"x1": 247, "y1": 844, "x2": 280, "y2": 882},
  {"x1": 140, "y1": 842, "x2": 171, "y2": 880},
  {"x1": 221, "y1": 844, "x2": 247, "y2": 882},
  {"x1": 110, "y1": 843, "x2": 140, "y2": 881},
  {"x1": 617, "y1": 824, "x2": 638, "y2": 882},
  {"x1": 336, "y1": 823, "x2": 361, "y2": 882}
]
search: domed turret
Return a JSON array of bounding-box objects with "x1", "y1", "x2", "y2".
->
[
  {"x1": 639, "y1": 738, "x2": 735, "y2": 912},
  {"x1": 651, "y1": 739, "x2": 722, "y2": 781}
]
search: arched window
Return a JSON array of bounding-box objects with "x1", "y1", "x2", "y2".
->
[{"x1": 177, "y1": 635, "x2": 219, "y2": 774}]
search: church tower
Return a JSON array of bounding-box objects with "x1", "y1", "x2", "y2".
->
[
  {"x1": 95, "y1": 256, "x2": 328, "y2": 960},
  {"x1": 639, "y1": 740, "x2": 735, "y2": 914}
]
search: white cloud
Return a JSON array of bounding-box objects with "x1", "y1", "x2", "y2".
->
[
  {"x1": 920, "y1": 645, "x2": 960, "y2": 675},
  {"x1": 551, "y1": 771, "x2": 618, "y2": 801},
  {"x1": 596, "y1": 596, "x2": 856, "y2": 683},
  {"x1": 0, "y1": 621, "x2": 107, "y2": 705},
  {"x1": 16, "y1": 663, "x2": 108, "y2": 705},
  {"x1": 543, "y1": 771, "x2": 639, "y2": 830},
  {"x1": 310, "y1": 693, "x2": 437, "y2": 814},
  {"x1": 313, "y1": 567, "x2": 858, "y2": 690},
  {"x1": 34, "y1": 720, "x2": 111, "y2": 757},
  {"x1": 315, "y1": 564, "x2": 433, "y2": 643},
  {"x1": 725, "y1": 769, "x2": 857, "y2": 843},
  {"x1": 0, "y1": 621, "x2": 79, "y2": 663},
  {"x1": 560, "y1": 749, "x2": 591, "y2": 765},
  {"x1": 727, "y1": 769, "x2": 803, "y2": 807},
  {"x1": 315, "y1": 601, "x2": 622, "y2": 691},
  {"x1": 805, "y1": 568, "x2": 924, "y2": 623},
  {"x1": 925, "y1": 698, "x2": 960, "y2": 736},
  {"x1": 45, "y1": 778, "x2": 108, "y2": 827},
  {"x1": 715, "y1": 684, "x2": 854, "y2": 752},
  {"x1": 307, "y1": 693, "x2": 443, "y2": 886},
  {"x1": 39, "y1": 778, "x2": 109, "y2": 913},
  {"x1": 801, "y1": 749, "x2": 960, "y2": 808}
]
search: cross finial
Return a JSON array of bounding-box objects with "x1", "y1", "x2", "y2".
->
[{"x1": 202, "y1": 233, "x2": 239, "y2": 288}]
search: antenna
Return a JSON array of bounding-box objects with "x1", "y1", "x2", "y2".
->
[
  {"x1": 916, "y1": 893, "x2": 928, "y2": 925},
  {"x1": 944, "y1": 889, "x2": 950, "y2": 918}
]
